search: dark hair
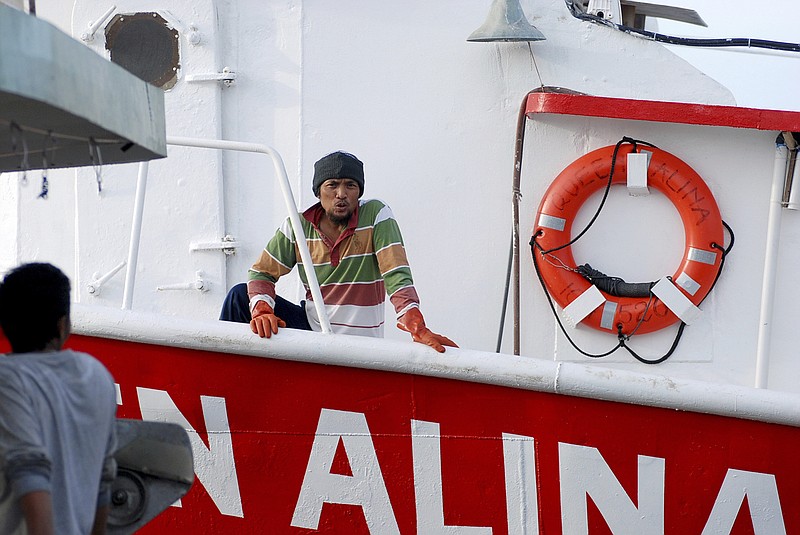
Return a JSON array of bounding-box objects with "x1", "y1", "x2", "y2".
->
[{"x1": 0, "y1": 263, "x2": 71, "y2": 353}]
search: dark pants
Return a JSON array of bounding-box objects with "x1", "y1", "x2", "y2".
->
[{"x1": 219, "y1": 283, "x2": 312, "y2": 331}]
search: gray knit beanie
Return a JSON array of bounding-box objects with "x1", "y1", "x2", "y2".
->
[{"x1": 313, "y1": 151, "x2": 364, "y2": 197}]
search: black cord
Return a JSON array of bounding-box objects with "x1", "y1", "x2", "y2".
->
[
  {"x1": 619, "y1": 322, "x2": 686, "y2": 364},
  {"x1": 707, "y1": 220, "x2": 735, "y2": 297},
  {"x1": 540, "y1": 137, "x2": 656, "y2": 256},
  {"x1": 531, "y1": 231, "x2": 624, "y2": 359},
  {"x1": 622, "y1": 217, "x2": 735, "y2": 363},
  {"x1": 565, "y1": 0, "x2": 800, "y2": 53},
  {"x1": 532, "y1": 230, "x2": 686, "y2": 363},
  {"x1": 531, "y1": 138, "x2": 735, "y2": 364}
]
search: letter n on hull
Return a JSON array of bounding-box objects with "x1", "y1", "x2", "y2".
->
[
  {"x1": 137, "y1": 388, "x2": 244, "y2": 518},
  {"x1": 559, "y1": 443, "x2": 664, "y2": 533}
]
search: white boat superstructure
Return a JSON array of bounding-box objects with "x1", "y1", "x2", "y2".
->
[
  {"x1": 5, "y1": 0, "x2": 796, "y2": 391},
  {"x1": 5, "y1": 1, "x2": 800, "y2": 532}
]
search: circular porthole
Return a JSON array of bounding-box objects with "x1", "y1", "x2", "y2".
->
[{"x1": 105, "y1": 12, "x2": 180, "y2": 90}]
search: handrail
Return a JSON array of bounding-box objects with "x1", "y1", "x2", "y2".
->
[
  {"x1": 72, "y1": 303, "x2": 800, "y2": 429},
  {"x1": 122, "y1": 161, "x2": 148, "y2": 310},
  {"x1": 121, "y1": 137, "x2": 332, "y2": 334}
]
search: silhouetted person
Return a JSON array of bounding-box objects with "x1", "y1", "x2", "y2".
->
[{"x1": 0, "y1": 263, "x2": 117, "y2": 535}]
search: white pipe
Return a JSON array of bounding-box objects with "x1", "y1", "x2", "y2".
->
[
  {"x1": 755, "y1": 144, "x2": 788, "y2": 389},
  {"x1": 122, "y1": 161, "x2": 148, "y2": 310},
  {"x1": 164, "y1": 137, "x2": 332, "y2": 334}
]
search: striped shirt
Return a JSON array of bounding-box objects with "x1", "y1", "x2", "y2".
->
[{"x1": 248, "y1": 199, "x2": 420, "y2": 337}]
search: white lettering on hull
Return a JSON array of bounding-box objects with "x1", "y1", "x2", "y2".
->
[
  {"x1": 137, "y1": 388, "x2": 244, "y2": 518},
  {"x1": 411, "y1": 419, "x2": 493, "y2": 534},
  {"x1": 558, "y1": 443, "x2": 665, "y2": 534},
  {"x1": 291, "y1": 408, "x2": 400, "y2": 533},
  {"x1": 502, "y1": 433, "x2": 539, "y2": 535},
  {"x1": 115, "y1": 388, "x2": 790, "y2": 531},
  {"x1": 702, "y1": 469, "x2": 786, "y2": 535}
]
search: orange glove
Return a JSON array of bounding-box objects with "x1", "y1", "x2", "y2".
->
[
  {"x1": 250, "y1": 300, "x2": 286, "y2": 338},
  {"x1": 397, "y1": 307, "x2": 458, "y2": 353}
]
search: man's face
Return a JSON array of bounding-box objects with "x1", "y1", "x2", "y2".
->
[{"x1": 318, "y1": 178, "x2": 360, "y2": 225}]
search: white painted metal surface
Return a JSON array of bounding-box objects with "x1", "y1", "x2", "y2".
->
[
  {"x1": 69, "y1": 0, "x2": 227, "y2": 320},
  {"x1": 9, "y1": 0, "x2": 800, "y2": 394},
  {"x1": 0, "y1": 177, "x2": 17, "y2": 275},
  {"x1": 79, "y1": 4, "x2": 115, "y2": 42},
  {"x1": 87, "y1": 260, "x2": 125, "y2": 295},
  {"x1": 164, "y1": 136, "x2": 332, "y2": 333}
]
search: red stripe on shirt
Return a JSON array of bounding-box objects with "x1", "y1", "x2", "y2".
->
[{"x1": 319, "y1": 280, "x2": 386, "y2": 307}]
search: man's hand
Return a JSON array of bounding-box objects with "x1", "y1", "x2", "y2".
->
[
  {"x1": 250, "y1": 301, "x2": 286, "y2": 338},
  {"x1": 397, "y1": 308, "x2": 458, "y2": 353}
]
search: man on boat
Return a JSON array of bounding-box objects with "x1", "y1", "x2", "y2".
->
[
  {"x1": 0, "y1": 263, "x2": 117, "y2": 535},
  {"x1": 220, "y1": 151, "x2": 457, "y2": 352}
]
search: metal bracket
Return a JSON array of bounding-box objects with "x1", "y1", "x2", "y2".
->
[
  {"x1": 781, "y1": 131, "x2": 799, "y2": 209},
  {"x1": 587, "y1": 0, "x2": 620, "y2": 23},
  {"x1": 156, "y1": 271, "x2": 209, "y2": 292},
  {"x1": 87, "y1": 261, "x2": 127, "y2": 295},
  {"x1": 80, "y1": 5, "x2": 117, "y2": 43},
  {"x1": 190, "y1": 234, "x2": 239, "y2": 255},
  {"x1": 185, "y1": 67, "x2": 236, "y2": 87},
  {"x1": 161, "y1": 11, "x2": 202, "y2": 45}
]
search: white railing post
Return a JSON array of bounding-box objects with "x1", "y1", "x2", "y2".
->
[
  {"x1": 122, "y1": 138, "x2": 332, "y2": 333},
  {"x1": 122, "y1": 161, "x2": 149, "y2": 310}
]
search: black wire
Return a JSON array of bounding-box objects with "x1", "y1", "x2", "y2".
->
[
  {"x1": 531, "y1": 137, "x2": 736, "y2": 364},
  {"x1": 541, "y1": 136, "x2": 657, "y2": 256},
  {"x1": 625, "y1": 293, "x2": 652, "y2": 337},
  {"x1": 619, "y1": 322, "x2": 687, "y2": 364},
  {"x1": 533, "y1": 230, "x2": 686, "y2": 363},
  {"x1": 706, "y1": 220, "x2": 735, "y2": 298},
  {"x1": 565, "y1": 1, "x2": 800, "y2": 53},
  {"x1": 623, "y1": 214, "x2": 735, "y2": 363},
  {"x1": 531, "y1": 231, "x2": 624, "y2": 359},
  {"x1": 496, "y1": 233, "x2": 513, "y2": 353}
]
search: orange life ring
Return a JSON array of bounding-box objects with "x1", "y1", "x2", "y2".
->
[{"x1": 532, "y1": 144, "x2": 724, "y2": 336}]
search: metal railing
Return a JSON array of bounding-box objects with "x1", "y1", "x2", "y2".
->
[{"x1": 121, "y1": 137, "x2": 332, "y2": 334}]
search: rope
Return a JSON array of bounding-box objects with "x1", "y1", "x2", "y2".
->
[
  {"x1": 530, "y1": 138, "x2": 736, "y2": 364},
  {"x1": 576, "y1": 264, "x2": 655, "y2": 297},
  {"x1": 539, "y1": 137, "x2": 656, "y2": 256},
  {"x1": 89, "y1": 138, "x2": 104, "y2": 194},
  {"x1": 37, "y1": 132, "x2": 56, "y2": 200}
]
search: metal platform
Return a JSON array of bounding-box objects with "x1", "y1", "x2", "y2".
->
[{"x1": 0, "y1": 5, "x2": 166, "y2": 172}]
